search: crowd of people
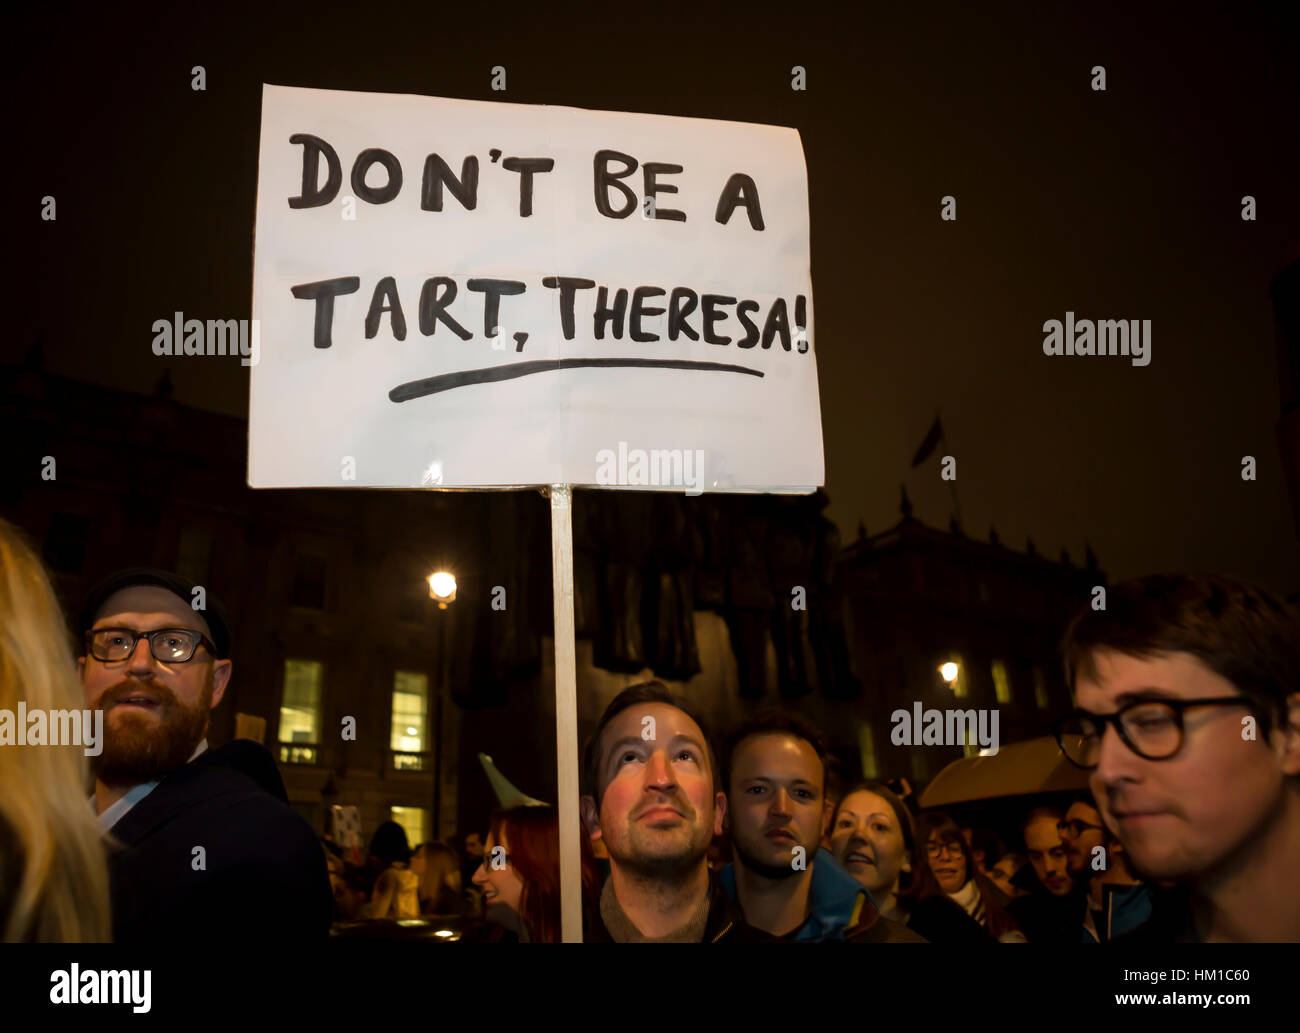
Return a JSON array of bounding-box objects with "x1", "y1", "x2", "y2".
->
[{"x1": 1, "y1": 514, "x2": 1297, "y2": 943}]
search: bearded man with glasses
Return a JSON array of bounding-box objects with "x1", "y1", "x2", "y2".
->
[
  {"x1": 1054, "y1": 574, "x2": 1300, "y2": 943},
  {"x1": 78, "y1": 568, "x2": 332, "y2": 942}
]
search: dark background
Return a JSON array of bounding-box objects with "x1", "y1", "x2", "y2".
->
[{"x1": 11, "y1": 0, "x2": 1299, "y2": 591}]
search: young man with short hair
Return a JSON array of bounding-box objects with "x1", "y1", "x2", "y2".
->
[
  {"x1": 1055, "y1": 574, "x2": 1300, "y2": 942},
  {"x1": 720, "y1": 709, "x2": 924, "y2": 942},
  {"x1": 1059, "y1": 795, "x2": 1151, "y2": 942}
]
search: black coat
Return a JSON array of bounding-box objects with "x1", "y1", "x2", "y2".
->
[
  {"x1": 1006, "y1": 884, "x2": 1089, "y2": 944},
  {"x1": 104, "y1": 740, "x2": 333, "y2": 942}
]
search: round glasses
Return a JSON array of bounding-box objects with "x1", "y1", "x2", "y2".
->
[
  {"x1": 86, "y1": 627, "x2": 215, "y2": 663},
  {"x1": 1053, "y1": 696, "x2": 1256, "y2": 769},
  {"x1": 924, "y1": 839, "x2": 964, "y2": 859}
]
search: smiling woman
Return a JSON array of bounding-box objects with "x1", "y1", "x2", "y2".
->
[
  {"x1": 911, "y1": 812, "x2": 1022, "y2": 943},
  {"x1": 466, "y1": 806, "x2": 601, "y2": 943}
]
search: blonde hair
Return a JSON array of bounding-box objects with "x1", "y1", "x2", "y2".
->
[{"x1": 0, "y1": 518, "x2": 111, "y2": 941}]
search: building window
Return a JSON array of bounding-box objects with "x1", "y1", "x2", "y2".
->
[
  {"x1": 963, "y1": 728, "x2": 981, "y2": 758},
  {"x1": 291, "y1": 553, "x2": 328, "y2": 610},
  {"x1": 44, "y1": 513, "x2": 89, "y2": 574},
  {"x1": 390, "y1": 806, "x2": 429, "y2": 851},
  {"x1": 279, "y1": 659, "x2": 322, "y2": 764},
  {"x1": 1033, "y1": 667, "x2": 1049, "y2": 709},
  {"x1": 992, "y1": 660, "x2": 1013, "y2": 704},
  {"x1": 176, "y1": 525, "x2": 213, "y2": 586},
  {"x1": 858, "y1": 721, "x2": 878, "y2": 779},
  {"x1": 391, "y1": 671, "x2": 429, "y2": 770}
]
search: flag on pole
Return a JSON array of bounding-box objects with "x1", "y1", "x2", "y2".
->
[{"x1": 911, "y1": 415, "x2": 944, "y2": 468}]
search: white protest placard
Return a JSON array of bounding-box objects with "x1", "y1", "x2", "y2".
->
[{"x1": 249, "y1": 85, "x2": 823, "y2": 493}]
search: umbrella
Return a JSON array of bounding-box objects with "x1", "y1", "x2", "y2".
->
[{"x1": 918, "y1": 735, "x2": 1090, "y2": 809}]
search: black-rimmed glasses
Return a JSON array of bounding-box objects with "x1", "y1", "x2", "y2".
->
[
  {"x1": 1053, "y1": 696, "x2": 1257, "y2": 769},
  {"x1": 924, "y1": 839, "x2": 964, "y2": 859},
  {"x1": 85, "y1": 627, "x2": 216, "y2": 663},
  {"x1": 1057, "y1": 819, "x2": 1104, "y2": 838}
]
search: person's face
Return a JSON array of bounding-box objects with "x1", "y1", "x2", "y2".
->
[
  {"x1": 580, "y1": 702, "x2": 725, "y2": 877},
  {"x1": 464, "y1": 833, "x2": 484, "y2": 858},
  {"x1": 1024, "y1": 816, "x2": 1072, "y2": 896},
  {"x1": 1061, "y1": 801, "x2": 1106, "y2": 876},
  {"x1": 988, "y1": 857, "x2": 1023, "y2": 899},
  {"x1": 830, "y1": 790, "x2": 911, "y2": 896},
  {"x1": 471, "y1": 829, "x2": 524, "y2": 915},
  {"x1": 1079, "y1": 649, "x2": 1300, "y2": 882},
  {"x1": 79, "y1": 586, "x2": 231, "y2": 786},
  {"x1": 728, "y1": 733, "x2": 824, "y2": 880},
  {"x1": 925, "y1": 833, "x2": 967, "y2": 893}
]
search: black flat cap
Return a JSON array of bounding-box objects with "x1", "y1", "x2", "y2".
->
[{"x1": 79, "y1": 568, "x2": 232, "y2": 659}]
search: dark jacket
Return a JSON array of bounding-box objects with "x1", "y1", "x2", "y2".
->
[
  {"x1": 904, "y1": 893, "x2": 997, "y2": 943},
  {"x1": 1111, "y1": 884, "x2": 1197, "y2": 943},
  {"x1": 1006, "y1": 883, "x2": 1091, "y2": 944},
  {"x1": 104, "y1": 740, "x2": 333, "y2": 942},
  {"x1": 586, "y1": 871, "x2": 741, "y2": 942},
  {"x1": 720, "y1": 848, "x2": 926, "y2": 942},
  {"x1": 1082, "y1": 882, "x2": 1155, "y2": 943}
]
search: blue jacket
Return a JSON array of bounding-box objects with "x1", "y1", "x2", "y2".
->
[
  {"x1": 1082, "y1": 882, "x2": 1154, "y2": 942},
  {"x1": 720, "y1": 848, "x2": 873, "y2": 942}
]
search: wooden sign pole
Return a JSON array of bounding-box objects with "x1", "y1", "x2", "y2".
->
[{"x1": 549, "y1": 484, "x2": 583, "y2": 942}]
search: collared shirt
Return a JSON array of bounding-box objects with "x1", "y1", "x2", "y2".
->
[{"x1": 91, "y1": 739, "x2": 209, "y2": 832}]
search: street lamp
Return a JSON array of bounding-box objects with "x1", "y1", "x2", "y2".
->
[
  {"x1": 939, "y1": 661, "x2": 960, "y2": 686},
  {"x1": 428, "y1": 571, "x2": 457, "y2": 608},
  {"x1": 427, "y1": 569, "x2": 456, "y2": 840}
]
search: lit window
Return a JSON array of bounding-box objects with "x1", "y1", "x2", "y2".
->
[
  {"x1": 858, "y1": 721, "x2": 878, "y2": 779},
  {"x1": 279, "y1": 659, "x2": 322, "y2": 763},
  {"x1": 1034, "y1": 667, "x2": 1049, "y2": 709},
  {"x1": 992, "y1": 660, "x2": 1012, "y2": 704},
  {"x1": 391, "y1": 806, "x2": 429, "y2": 851},
  {"x1": 391, "y1": 671, "x2": 429, "y2": 763}
]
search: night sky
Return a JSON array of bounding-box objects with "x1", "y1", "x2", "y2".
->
[{"x1": 12, "y1": 1, "x2": 1300, "y2": 593}]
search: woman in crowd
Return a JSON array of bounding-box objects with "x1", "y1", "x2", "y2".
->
[
  {"x1": 413, "y1": 842, "x2": 466, "y2": 915},
  {"x1": 0, "y1": 518, "x2": 112, "y2": 941},
  {"x1": 914, "y1": 811, "x2": 1023, "y2": 942},
  {"x1": 361, "y1": 821, "x2": 420, "y2": 919},
  {"x1": 468, "y1": 805, "x2": 600, "y2": 942},
  {"x1": 827, "y1": 781, "x2": 916, "y2": 925}
]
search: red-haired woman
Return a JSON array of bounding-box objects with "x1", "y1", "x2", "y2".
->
[{"x1": 467, "y1": 805, "x2": 600, "y2": 942}]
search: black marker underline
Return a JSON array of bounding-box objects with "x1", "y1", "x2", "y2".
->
[{"x1": 389, "y1": 357, "x2": 764, "y2": 402}]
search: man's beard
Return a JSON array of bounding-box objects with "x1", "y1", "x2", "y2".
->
[
  {"x1": 733, "y1": 833, "x2": 811, "y2": 881},
  {"x1": 605, "y1": 801, "x2": 710, "y2": 880},
  {"x1": 91, "y1": 680, "x2": 212, "y2": 787}
]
